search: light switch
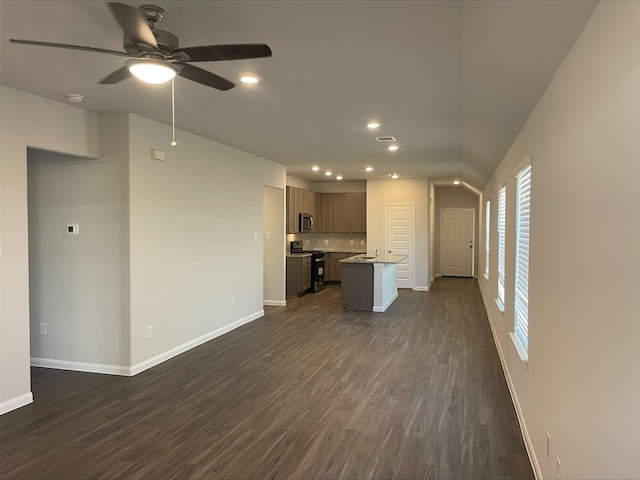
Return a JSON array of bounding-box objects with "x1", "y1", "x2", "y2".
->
[
  {"x1": 267, "y1": 232, "x2": 272, "y2": 240},
  {"x1": 253, "y1": 233, "x2": 258, "y2": 242}
]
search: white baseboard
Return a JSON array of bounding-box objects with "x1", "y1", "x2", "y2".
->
[
  {"x1": 30, "y1": 310, "x2": 265, "y2": 379},
  {"x1": 30, "y1": 357, "x2": 130, "y2": 376},
  {"x1": 373, "y1": 292, "x2": 398, "y2": 312},
  {"x1": 264, "y1": 299, "x2": 287, "y2": 306},
  {"x1": 0, "y1": 392, "x2": 33, "y2": 415},
  {"x1": 413, "y1": 286, "x2": 429, "y2": 291},
  {"x1": 129, "y1": 309, "x2": 265, "y2": 376},
  {"x1": 479, "y1": 286, "x2": 541, "y2": 479}
]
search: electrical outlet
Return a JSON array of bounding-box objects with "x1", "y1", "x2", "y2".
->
[
  {"x1": 350, "y1": 240, "x2": 354, "y2": 245},
  {"x1": 556, "y1": 457, "x2": 562, "y2": 479},
  {"x1": 232, "y1": 298, "x2": 235, "y2": 307},
  {"x1": 324, "y1": 240, "x2": 329, "y2": 245},
  {"x1": 146, "y1": 326, "x2": 153, "y2": 339},
  {"x1": 547, "y1": 433, "x2": 551, "y2": 457},
  {"x1": 360, "y1": 240, "x2": 365, "y2": 245},
  {"x1": 40, "y1": 323, "x2": 47, "y2": 336}
]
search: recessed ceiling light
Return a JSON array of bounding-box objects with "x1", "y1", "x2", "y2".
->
[
  {"x1": 365, "y1": 167, "x2": 374, "y2": 172},
  {"x1": 453, "y1": 180, "x2": 461, "y2": 185},
  {"x1": 367, "y1": 121, "x2": 381, "y2": 129},
  {"x1": 312, "y1": 166, "x2": 320, "y2": 171},
  {"x1": 388, "y1": 145, "x2": 399, "y2": 152},
  {"x1": 239, "y1": 74, "x2": 260, "y2": 84},
  {"x1": 390, "y1": 173, "x2": 399, "y2": 179},
  {"x1": 336, "y1": 175, "x2": 343, "y2": 181},
  {"x1": 325, "y1": 171, "x2": 332, "y2": 176}
]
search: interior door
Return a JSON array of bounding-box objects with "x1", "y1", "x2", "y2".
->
[
  {"x1": 386, "y1": 204, "x2": 415, "y2": 289},
  {"x1": 440, "y1": 208, "x2": 474, "y2": 277}
]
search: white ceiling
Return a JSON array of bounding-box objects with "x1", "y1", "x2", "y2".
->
[{"x1": 0, "y1": 0, "x2": 597, "y2": 188}]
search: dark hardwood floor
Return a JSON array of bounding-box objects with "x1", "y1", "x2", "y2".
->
[{"x1": 0, "y1": 278, "x2": 533, "y2": 479}]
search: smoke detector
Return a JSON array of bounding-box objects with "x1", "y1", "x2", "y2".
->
[{"x1": 66, "y1": 94, "x2": 84, "y2": 103}]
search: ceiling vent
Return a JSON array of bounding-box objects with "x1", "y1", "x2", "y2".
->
[{"x1": 374, "y1": 136, "x2": 397, "y2": 142}]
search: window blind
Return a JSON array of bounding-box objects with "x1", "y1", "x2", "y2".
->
[
  {"x1": 485, "y1": 200, "x2": 490, "y2": 279},
  {"x1": 497, "y1": 186, "x2": 506, "y2": 305},
  {"x1": 514, "y1": 165, "x2": 531, "y2": 351}
]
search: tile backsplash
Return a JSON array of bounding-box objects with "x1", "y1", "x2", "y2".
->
[{"x1": 287, "y1": 232, "x2": 366, "y2": 252}]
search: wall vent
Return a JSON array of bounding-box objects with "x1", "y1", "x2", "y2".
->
[{"x1": 374, "y1": 136, "x2": 397, "y2": 142}]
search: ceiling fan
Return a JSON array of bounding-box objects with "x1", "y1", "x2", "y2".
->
[{"x1": 10, "y1": 2, "x2": 272, "y2": 90}]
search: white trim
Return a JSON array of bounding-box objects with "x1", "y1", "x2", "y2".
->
[
  {"x1": 30, "y1": 358, "x2": 130, "y2": 376},
  {"x1": 479, "y1": 286, "x2": 540, "y2": 479},
  {"x1": 130, "y1": 310, "x2": 264, "y2": 376},
  {"x1": 384, "y1": 202, "x2": 416, "y2": 289},
  {"x1": 372, "y1": 292, "x2": 398, "y2": 312},
  {"x1": 263, "y1": 300, "x2": 287, "y2": 307},
  {"x1": 29, "y1": 310, "x2": 265, "y2": 378},
  {"x1": 0, "y1": 392, "x2": 33, "y2": 415},
  {"x1": 413, "y1": 286, "x2": 429, "y2": 291},
  {"x1": 495, "y1": 297, "x2": 505, "y2": 312},
  {"x1": 440, "y1": 207, "x2": 475, "y2": 277},
  {"x1": 514, "y1": 154, "x2": 532, "y2": 176},
  {"x1": 510, "y1": 331, "x2": 529, "y2": 363}
]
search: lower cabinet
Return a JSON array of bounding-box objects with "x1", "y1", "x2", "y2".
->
[
  {"x1": 286, "y1": 255, "x2": 312, "y2": 296},
  {"x1": 327, "y1": 253, "x2": 350, "y2": 281}
]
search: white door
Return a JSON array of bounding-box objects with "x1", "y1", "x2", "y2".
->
[
  {"x1": 440, "y1": 208, "x2": 474, "y2": 277},
  {"x1": 386, "y1": 204, "x2": 415, "y2": 289}
]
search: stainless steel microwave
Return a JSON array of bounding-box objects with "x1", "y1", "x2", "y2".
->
[{"x1": 299, "y1": 213, "x2": 313, "y2": 232}]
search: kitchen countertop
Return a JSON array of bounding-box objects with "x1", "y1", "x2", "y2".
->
[
  {"x1": 340, "y1": 253, "x2": 408, "y2": 264},
  {"x1": 321, "y1": 248, "x2": 366, "y2": 253},
  {"x1": 286, "y1": 252, "x2": 312, "y2": 258}
]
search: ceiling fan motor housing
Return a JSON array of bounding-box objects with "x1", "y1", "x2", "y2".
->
[{"x1": 123, "y1": 29, "x2": 181, "y2": 56}]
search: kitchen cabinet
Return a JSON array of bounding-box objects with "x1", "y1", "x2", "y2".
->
[
  {"x1": 286, "y1": 186, "x2": 298, "y2": 234},
  {"x1": 332, "y1": 194, "x2": 350, "y2": 232},
  {"x1": 327, "y1": 252, "x2": 349, "y2": 281},
  {"x1": 320, "y1": 193, "x2": 333, "y2": 233},
  {"x1": 349, "y1": 193, "x2": 366, "y2": 233},
  {"x1": 288, "y1": 188, "x2": 365, "y2": 234},
  {"x1": 300, "y1": 189, "x2": 309, "y2": 215},
  {"x1": 308, "y1": 192, "x2": 320, "y2": 232},
  {"x1": 286, "y1": 255, "x2": 311, "y2": 296}
]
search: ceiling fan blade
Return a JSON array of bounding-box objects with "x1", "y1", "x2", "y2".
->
[
  {"x1": 10, "y1": 39, "x2": 129, "y2": 57},
  {"x1": 175, "y1": 44, "x2": 272, "y2": 62},
  {"x1": 107, "y1": 2, "x2": 158, "y2": 50},
  {"x1": 177, "y1": 63, "x2": 235, "y2": 91},
  {"x1": 99, "y1": 67, "x2": 131, "y2": 85}
]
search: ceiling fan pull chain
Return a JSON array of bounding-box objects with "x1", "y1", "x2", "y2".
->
[{"x1": 170, "y1": 78, "x2": 177, "y2": 146}]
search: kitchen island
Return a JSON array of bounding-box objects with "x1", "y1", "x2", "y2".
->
[{"x1": 340, "y1": 253, "x2": 408, "y2": 312}]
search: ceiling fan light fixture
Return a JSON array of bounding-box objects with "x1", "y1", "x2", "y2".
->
[
  {"x1": 240, "y1": 74, "x2": 260, "y2": 84},
  {"x1": 126, "y1": 58, "x2": 179, "y2": 84}
]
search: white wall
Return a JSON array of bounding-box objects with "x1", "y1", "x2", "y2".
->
[
  {"x1": 0, "y1": 86, "x2": 100, "y2": 413},
  {"x1": 367, "y1": 178, "x2": 430, "y2": 290},
  {"x1": 263, "y1": 186, "x2": 286, "y2": 306},
  {"x1": 433, "y1": 186, "x2": 480, "y2": 276},
  {"x1": 27, "y1": 133, "x2": 130, "y2": 371},
  {"x1": 127, "y1": 114, "x2": 285, "y2": 368},
  {"x1": 0, "y1": 87, "x2": 286, "y2": 412},
  {"x1": 479, "y1": 2, "x2": 640, "y2": 478}
]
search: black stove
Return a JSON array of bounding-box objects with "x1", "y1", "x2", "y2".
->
[{"x1": 290, "y1": 241, "x2": 325, "y2": 292}]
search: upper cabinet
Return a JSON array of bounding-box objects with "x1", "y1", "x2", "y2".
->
[
  {"x1": 349, "y1": 193, "x2": 366, "y2": 233},
  {"x1": 287, "y1": 186, "x2": 366, "y2": 234}
]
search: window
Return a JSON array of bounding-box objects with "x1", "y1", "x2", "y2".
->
[
  {"x1": 484, "y1": 199, "x2": 490, "y2": 279},
  {"x1": 513, "y1": 162, "x2": 532, "y2": 358},
  {"x1": 496, "y1": 185, "x2": 506, "y2": 311}
]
